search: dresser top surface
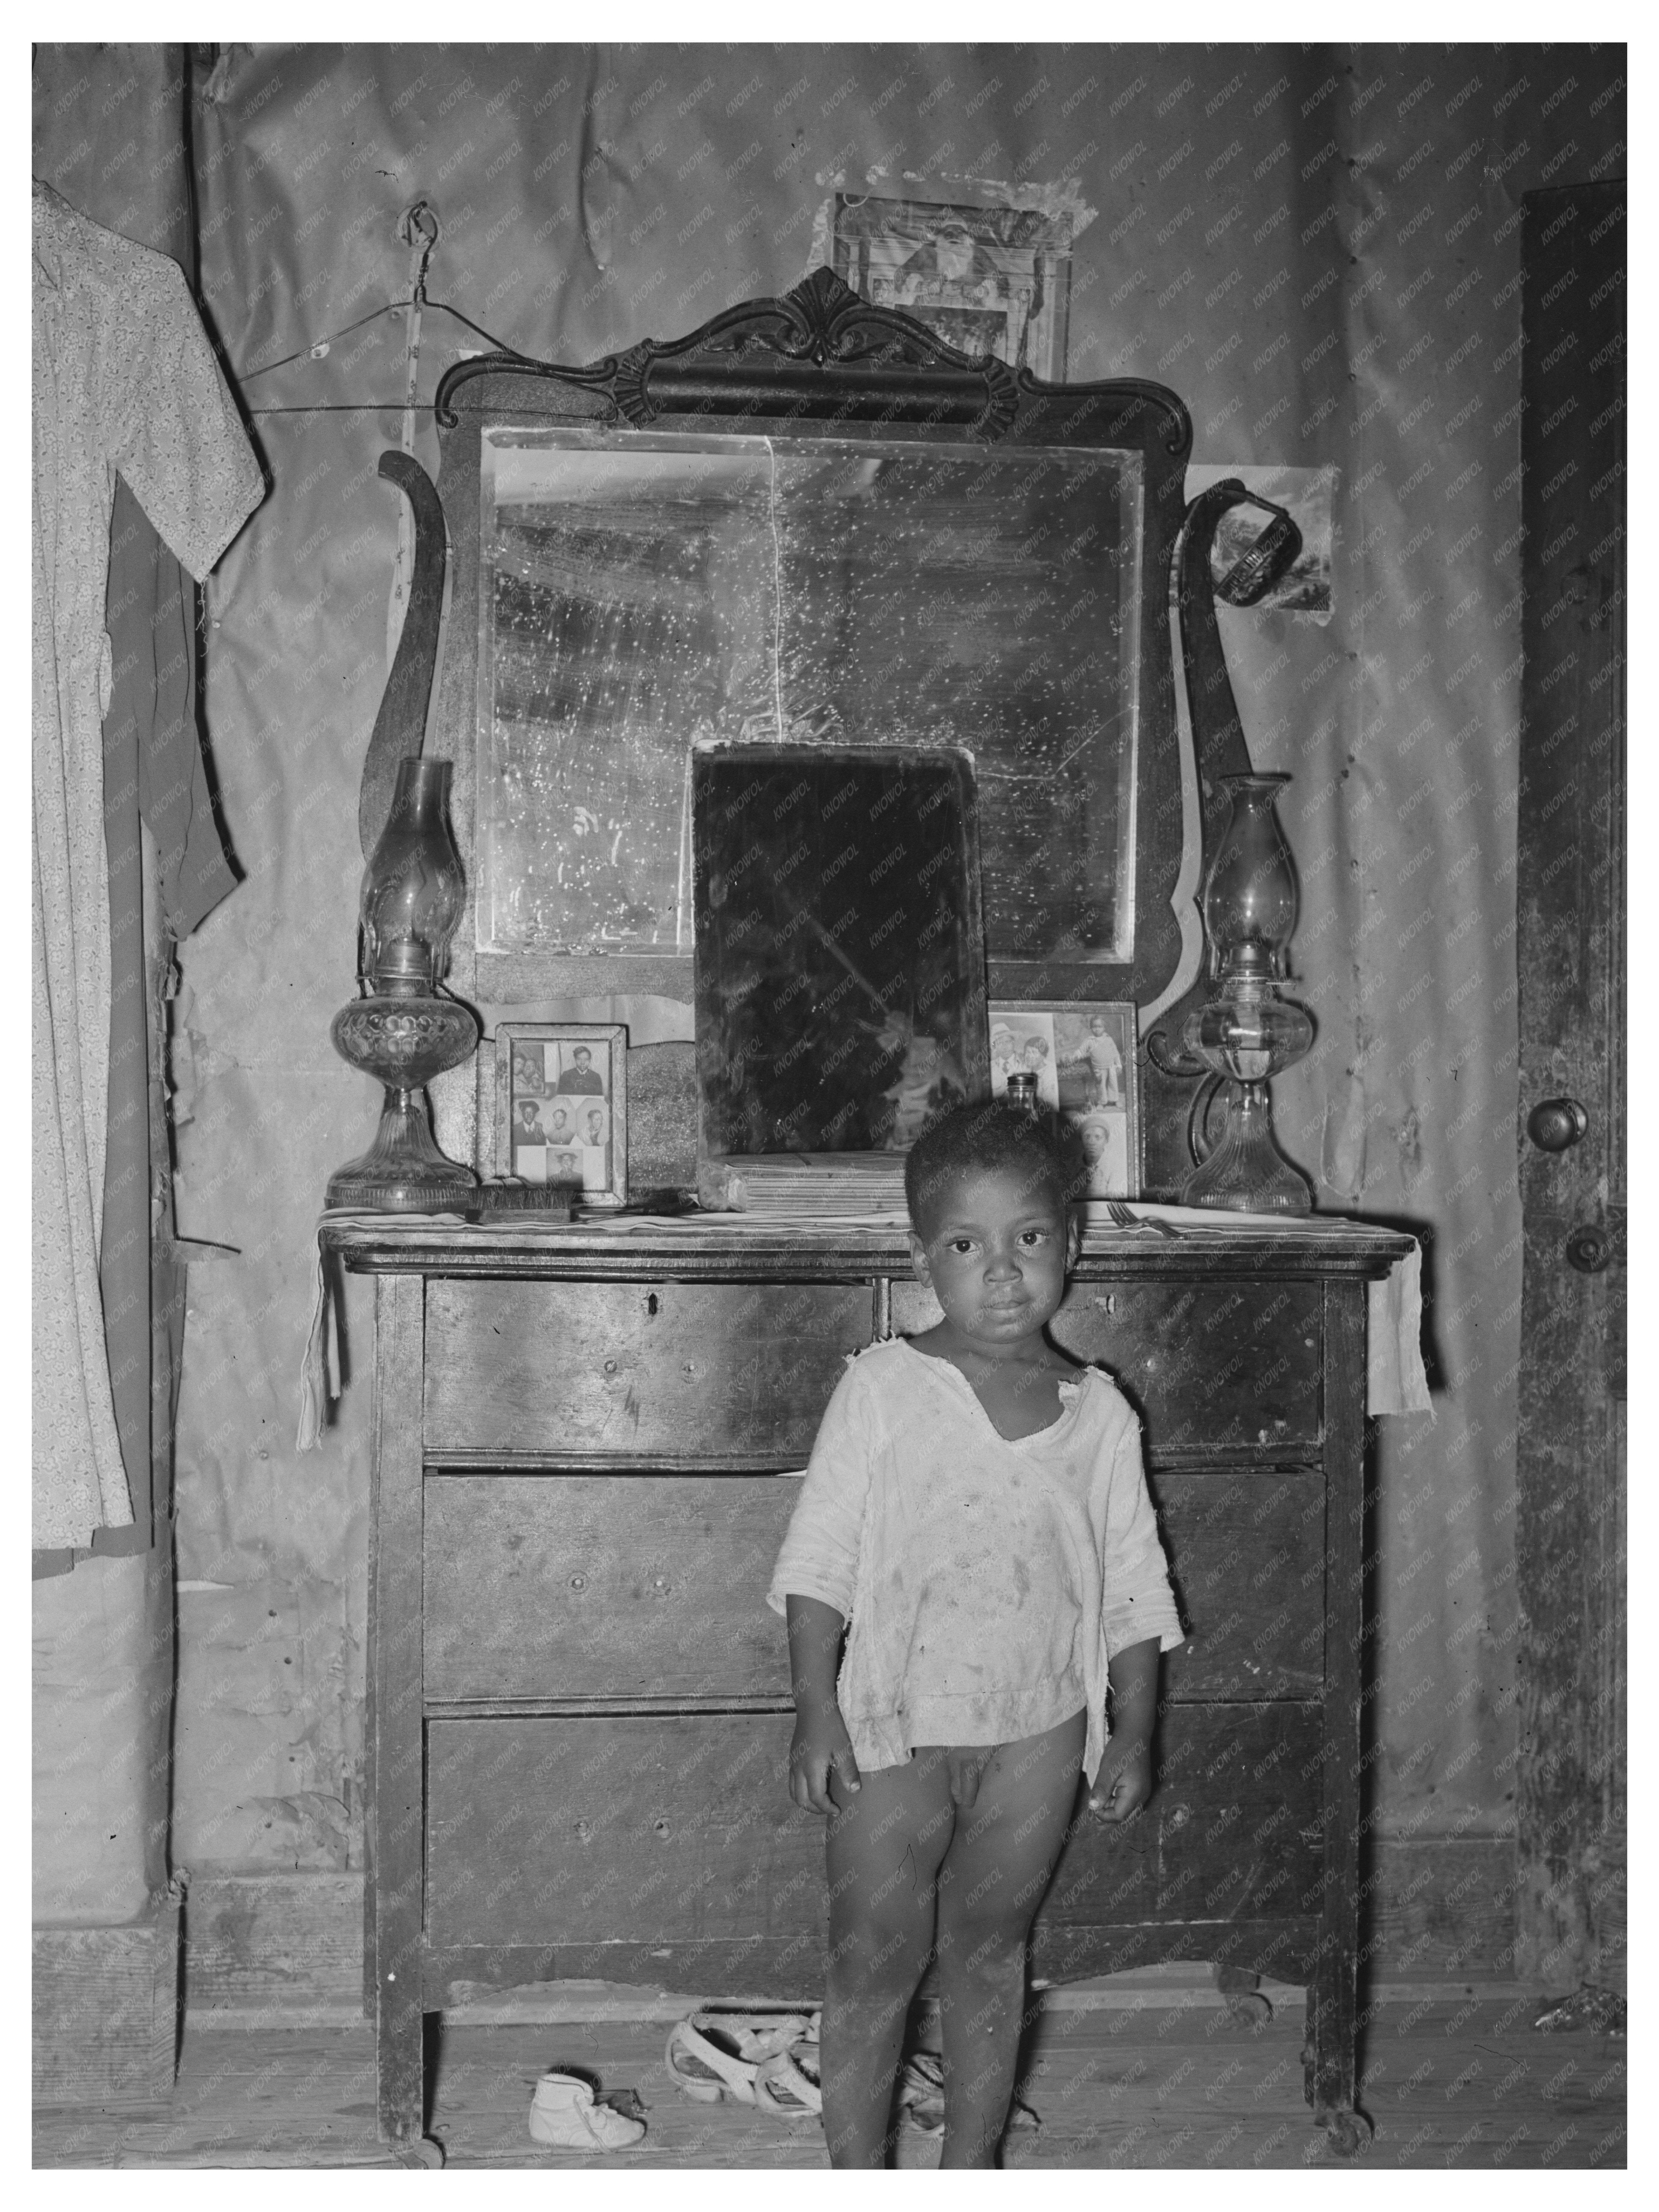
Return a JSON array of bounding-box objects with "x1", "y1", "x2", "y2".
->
[{"x1": 321, "y1": 1208, "x2": 1415, "y2": 1281}]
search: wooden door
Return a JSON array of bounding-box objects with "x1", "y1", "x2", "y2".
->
[{"x1": 1514, "y1": 180, "x2": 1625, "y2": 1991}]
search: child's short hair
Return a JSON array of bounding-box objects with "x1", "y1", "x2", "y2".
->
[{"x1": 904, "y1": 1099, "x2": 1077, "y2": 1236}]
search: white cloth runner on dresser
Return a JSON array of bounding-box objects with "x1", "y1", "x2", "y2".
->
[{"x1": 1364, "y1": 1240, "x2": 1433, "y2": 1417}]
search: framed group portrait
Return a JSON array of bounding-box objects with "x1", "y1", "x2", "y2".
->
[
  {"x1": 494, "y1": 1022, "x2": 627, "y2": 1206},
  {"x1": 989, "y1": 1000, "x2": 1140, "y2": 1200}
]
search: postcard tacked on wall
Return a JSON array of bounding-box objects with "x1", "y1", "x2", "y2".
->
[
  {"x1": 1184, "y1": 464, "x2": 1337, "y2": 622},
  {"x1": 831, "y1": 192, "x2": 1075, "y2": 379}
]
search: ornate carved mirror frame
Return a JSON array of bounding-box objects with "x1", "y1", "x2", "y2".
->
[{"x1": 428, "y1": 266, "x2": 1222, "y2": 1186}]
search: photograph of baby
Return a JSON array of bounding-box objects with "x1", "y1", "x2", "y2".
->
[
  {"x1": 989, "y1": 1001, "x2": 1139, "y2": 1198},
  {"x1": 498, "y1": 1025, "x2": 626, "y2": 1204}
]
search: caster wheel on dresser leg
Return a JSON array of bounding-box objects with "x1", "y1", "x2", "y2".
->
[
  {"x1": 1322, "y1": 2109, "x2": 1372, "y2": 2159},
  {"x1": 393, "y1": 2136, "x2": 446, "y2": 2168},
  {"x1": 1215, "y1": 1964, "x2": 1272, "y2": 2029}
]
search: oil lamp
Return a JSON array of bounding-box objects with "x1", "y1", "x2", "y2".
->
[
  {"x1": 1179, "y1": 772, "x2": 1315, "y2": 1214},
  {"x1": 326, "y1": 756, "x2": 480, "y2": 1211}
]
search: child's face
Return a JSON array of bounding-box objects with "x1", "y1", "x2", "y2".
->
[{"x1": 909, "y1": 1166, "x2": 1077, "y2": 1355}]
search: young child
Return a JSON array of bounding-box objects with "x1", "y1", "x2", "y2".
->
[
  {"x1": 1081, "y1": 1011, "x2": 1123, "y2": 1107},
  {"x1": 767, "y1": 1101, "x2": 1184, "y2": 2168}
]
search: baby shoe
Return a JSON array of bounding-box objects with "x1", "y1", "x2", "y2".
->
[{"x1": 528, "y1": 2069, "x2": 647, "y2": 2150}]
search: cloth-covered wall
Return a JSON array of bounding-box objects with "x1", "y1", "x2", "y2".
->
[{"x1": 158, "y1": 44, "x2": 1620, "y2": 1954}]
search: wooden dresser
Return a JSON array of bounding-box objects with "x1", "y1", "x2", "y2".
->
[{"x1": 325, "y1": 1213, "x2": 1412, "y2": 2164}]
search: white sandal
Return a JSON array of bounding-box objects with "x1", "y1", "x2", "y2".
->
[
  {"x1": 664, "y1": 2011, "x2": 818, "y2": 2109},
  {"x1": 752, "y1": 2022, "x2": 822, "y2": 2120},
  {"x1": 896, "y1": 2051, "x2": 947, "y2": 2135},
  {"x1": 896, "y1": 2051, "x2": 1041, "y2": 2135}
]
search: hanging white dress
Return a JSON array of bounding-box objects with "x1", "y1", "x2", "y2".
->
[{"x1": 32, "y1": 179, "x2": 262, "y2": 1548}]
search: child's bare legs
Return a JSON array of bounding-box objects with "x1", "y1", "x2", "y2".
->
[
  {"x1": 820, "y1": 1711, "x2": 1085, "y2": 2168},
  {"x1": 821, "y1": 1748, "x2": 958, "y2": 2166},
  {"x1": 933, "y1": 1709, "x2": 1086, "y2": 2168}
]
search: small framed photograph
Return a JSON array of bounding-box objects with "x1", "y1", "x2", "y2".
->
[
  {"x1": 989, "y1": 1001, "x2": 1140, "y2": 1199},
  {"x1": 495, "y1": 1023, "x2": 627, "y2": 1207}
]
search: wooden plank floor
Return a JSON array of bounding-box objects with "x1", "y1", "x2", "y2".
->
[{"x1": 34, "y1": 1996, "x2": 1624, "y2": 2169}]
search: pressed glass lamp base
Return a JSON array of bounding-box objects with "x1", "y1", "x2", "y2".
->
[
  {"x1": 327, "y1": 987, "x2": 480, "y2": 1213},
  {"x1": 1180, "y1": 1081, "x2": 1313, "y2": 1216},
  {"x1": 326, "y1": 1086, "x2": 480, "y2": 1212}
]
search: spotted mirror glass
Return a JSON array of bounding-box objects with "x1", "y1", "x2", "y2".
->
[{"x1": 475, "y1": 426, "x2": 1143, "y2": 967}]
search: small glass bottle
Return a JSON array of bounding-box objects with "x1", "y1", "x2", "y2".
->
[{"x1": 1005, "y1": 1071, "x2": 1039, "y2": 1117}]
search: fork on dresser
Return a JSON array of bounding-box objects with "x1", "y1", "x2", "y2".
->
[{"x1": 1102, "y1": 1198, "x2": 1182, "y2": 1240}]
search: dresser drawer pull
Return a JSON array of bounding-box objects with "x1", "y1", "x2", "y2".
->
[
  {"x1": 651, "y1": 1576, "x2": 669, "y2": 1594},
  {"x1": 569, "y1": 1574, "x2": 586, "y2": 1591},
  {"x1": 653, "y1": 1817, "x2": 672, "y2": 1838},
  {"x1": 603, "y1": 1359, "x2": 618, "y2": 1374}
]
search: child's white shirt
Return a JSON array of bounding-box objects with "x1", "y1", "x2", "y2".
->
[{"x1": 767, "y1": 1338, "x2": 1184, "y2": 1787}]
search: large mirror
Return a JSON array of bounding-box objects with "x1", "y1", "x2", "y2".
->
[
  {"x1": 477, "y1": 428, "x2": 1142, "y2": 969},
  {"x1": 430, "y1": 267, "x2": 1213, "y2": 1179}
]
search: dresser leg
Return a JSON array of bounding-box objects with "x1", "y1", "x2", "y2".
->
[
  {"x1": 375, "y1": 1896, "x2": 430, "y2": 2151},
  {"x1": 1302, "y1": 1977, "x2": 1343, "y2": 2109},
  {"x1": 393, "y1": 2136, "x2": 445, "y2": 2168},
  {"x1": 1308, "y1": 1281, "x2": 1371, "y2": 2158},
  {"x1": 1302, "y1": 1970, "x2": 1371, "y2": 2154}
]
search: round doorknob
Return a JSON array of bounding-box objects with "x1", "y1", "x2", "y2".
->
[
  {"x1": 1528, "y1": 1097, "x2": 1589, "y2": 1151},
  {"x1": 1566, "y1": 1225, "x2": 1612, "y2": 1274}
]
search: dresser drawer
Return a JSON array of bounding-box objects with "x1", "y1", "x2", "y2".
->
[
  {"x1": 1152, "y1": 1702, "x2": 1324, "y2": 1918},
  {"x1": 1035, "y1": 1701, "x2": 1323, "y2": 1940},
  {"x1": 423, "y1": 1466, "x2": 1322, "y2": 1708},
  {"x1": 1055, "y1": 1279, "x2": 1323, "y2": 1458},
  {"x1": 890, "y1": 1277, "x2": 1323, "y2": 1461},
  {"x1": 1156, "y1": 1469, "x2": 1325, "y2": 1700},
  {"x1": 426, "y1": 1704, "x2": 1321, "y2": 1959},
  {"x1": 425, "y1": 1474, "x2": 797, "y2": 1703},
  {"x1": 425, "y1": 1715, "x2": 825, "y2": 1951},
  {"x1": 423, "y1": 1279, "x2": 870, "y2": 1463}
]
